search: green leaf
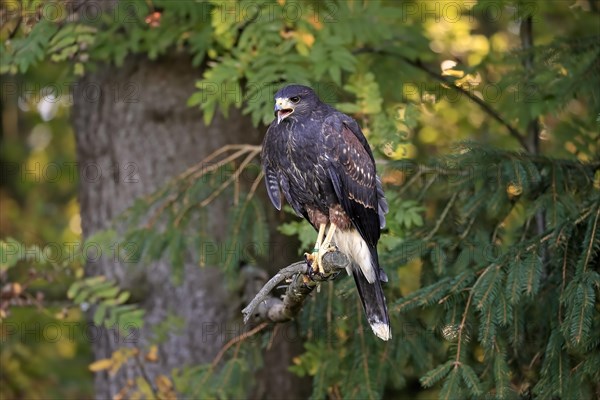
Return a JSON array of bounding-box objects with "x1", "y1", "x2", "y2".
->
[
  {"x1": 93, "y1": 304, "x2": 107, "y2": 326},
  {"x1": 0, "y1": 238, "x2": 22, "y2": 271},
  {"x1": 93, "y1": 285, "x2": 121, "y2": 301},
  {"x1": 67, "y1": 280, "x2": 83, "y2": 300}
]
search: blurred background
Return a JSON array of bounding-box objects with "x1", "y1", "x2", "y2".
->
[{"x1": 1, "y1": 1, "x2": 599, "y2": 399}]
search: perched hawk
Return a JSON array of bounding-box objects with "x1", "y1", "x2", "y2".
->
[{"x1": 261, "y1": 85, "x2": 391, "y2": 340}]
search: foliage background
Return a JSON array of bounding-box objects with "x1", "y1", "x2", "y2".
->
[{"x1": 1, "y1": 0, "x2": 599, "y2": 399}]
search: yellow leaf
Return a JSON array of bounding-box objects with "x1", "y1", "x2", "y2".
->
[
  {"x1": 145, "y1": 345, "x2": 158, "y2": 362},
  {"x1": 129, "y1": 390, "x2": 143, "y2": 400},
  {"x1": 108, "y1": 347, "x2": 139, "y2": 376},
  {"x1": 381, "y1": 169, "x2": 405, "y2": 186},
  {"x1": 135, "y1": 376, "x2": 154, "y2": 400},
  {"x1": 277, "y1": 0, "x2": 285, "y2": 5},
  {"x1": 279, "y1": 28, "x2": 295, "y2": 40},
  {"x1": 113, "y1": 385, "x2": 130, "y2": 400},
  {"x1": 12, "y1": 283, "x2": 22, "y2": 295},
  {"x1": 386, "y1": 143, "x2": 417, "y2": 160},
  {"x1": 155, "y1": 375, "x2": 173, "y2": 392},
  {"x1": 565, "y1": 141, "x2": 577, "y2": 154},
  {"x1": 507, "y1": 183, "x2": 522, "y2": 198},
  {"x1": 89, "y1": 358, "x2": 113, "y2": 372},
  {"x1": 455, "y1": 73, "x2": 482, "y2": 88},
  {"x1": 306, "y1": 14, "x2": 323, "y2": 30},
  {"x1": 336, "y1": 326, "x2": 348, "y2": 341},
  {"x1": 442, "y1": 69, "x2": 464, "y2": 78},
  {"x1": 298, "y1": 32, "x2": 315, "y2": 48}
]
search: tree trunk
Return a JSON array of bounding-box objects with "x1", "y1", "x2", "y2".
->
[{"x1": 72, "y1": 55, "x2": 308, "y2": 399}]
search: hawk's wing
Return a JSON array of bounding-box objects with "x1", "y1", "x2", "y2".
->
[
  {"x1": 264, "y1": 165, "x2": 282, "y2": 210},
  {"x1": 261, "y1": 124, "x2": 306, "y2": 219},
  {"x1": 343, "y1": 119, "x2": 388, "y2": 228},
  {"x1": 321, "y1": 114, "x2": 385, "y2": 247}
]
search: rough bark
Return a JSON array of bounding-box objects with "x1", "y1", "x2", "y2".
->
[{"x1": 72, "y1": 55, "x2": 308, "y2": 399}]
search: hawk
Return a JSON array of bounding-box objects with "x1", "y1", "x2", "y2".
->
[{"x1": 261, "y1": 84, "x2": 391, "y2": 340}]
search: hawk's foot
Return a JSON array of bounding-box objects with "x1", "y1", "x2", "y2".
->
[
  {"x1": 316, "y1": 244, "x2": 337, "y2": 275},
  {"x1": 304, "y1": 250, "x2": 322, "y2": 277}
]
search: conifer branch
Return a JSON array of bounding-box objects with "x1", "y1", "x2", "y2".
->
[
  {"x1": 356, "y1": 297, "x2": 375, "y2": 399},
  {"x1": 581, "y1": 204, "x2": 600, "y2": 273},
  {"x1": 144, "y1": 144, "x2": 262, "y2": 228},
  {"x1": 520, "y1": 14, "x2": 549, "y2": 274},
  {"x1": 354, "y1": 47, "x2": 529, "y2": 150},
  {"x1": 417, "y1": 174, "x2": 437, "y2": 201},
  {"x1": 558, "y1": 245, "x2": 569, "y2": 323},
  {"x1": 242, "y1": 252, "x2": 351, "y2": 324},
  {"x1": 455, "y1": 264, "x2": 494, "y2": 368},
  {"x1": 425, "y1": 192, "x2": 457, "y2": 241},
  {"x1": 398, "y1": 167, "x2": 424, "y2": 195},
  {"x1": 211, "y1": 322, "x2": 269, "y2": 369},
  {"x1": 520, "y1": 15, "x2": 541, "y2": 154},
  {"x1": 455, "y1": 281, "x2": 475, "y2": 368},
  {"x1": 458, "y1": 216, "x2": 476, "y2": 242}
]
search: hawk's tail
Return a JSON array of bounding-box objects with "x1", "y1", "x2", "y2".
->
[{"x1": 352, "y1": 247, "x2": 391, "y2": 341}]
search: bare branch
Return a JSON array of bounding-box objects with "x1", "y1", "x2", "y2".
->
[
  {"x1": 242, "y1": 251, "x2": 351, "y2": 324},
  {"x1": 211, "y1": 322, "x2": 270, "y2": 369},
  {"x1": 198, "y1": 147, "x2": 261, "y2": 208},
  {"x1": 145, "y1": 144, "x2": 262, "y2": 227},
  {"x1": 425, "y1": 192, "x2": 458, "y2": 241},
  {"x1": 133, "y1": 352, "x2": 158, "y2": 397}
]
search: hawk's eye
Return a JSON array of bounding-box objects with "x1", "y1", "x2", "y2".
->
[{"x1": 290, "y1": 96, "x2": 300, "y2": 104}]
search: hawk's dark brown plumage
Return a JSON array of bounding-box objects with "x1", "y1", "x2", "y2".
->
[{"x1": 261, "y1": 84, "x2": 391, "y2": 340}]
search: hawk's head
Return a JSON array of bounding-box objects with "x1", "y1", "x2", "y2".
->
[{"x1": 273, "y1": 84, "x2": 319, "y2": 124}]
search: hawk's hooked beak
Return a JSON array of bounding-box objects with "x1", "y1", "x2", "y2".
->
[{"x1": 274, "y1": 98, "x2": 294, "y2": 124}]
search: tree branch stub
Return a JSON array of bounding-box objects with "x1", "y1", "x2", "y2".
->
[{"x1": 242, "y1": 251, "x2": 351, "y2": 324}]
